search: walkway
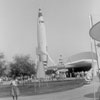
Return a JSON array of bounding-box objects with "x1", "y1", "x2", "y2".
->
[{"x1": 0, "y1": 80, "x2": 99, "y2": 100}]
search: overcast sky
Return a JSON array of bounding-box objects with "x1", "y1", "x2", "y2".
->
[{"x1": 0, "y1": 0, "x2": 99, "y2": 64}]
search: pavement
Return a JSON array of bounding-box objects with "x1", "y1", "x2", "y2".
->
[{"x1": 0, "y1": 79, "x2": 100, "y2": 100}]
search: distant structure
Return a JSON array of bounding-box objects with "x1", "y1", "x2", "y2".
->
[
  {"x1": 36, "y1": 9, "x2": 48, "y2": 79},
  {"x1": 58, "y1": 55, "x2": 64, "y2": 67}
]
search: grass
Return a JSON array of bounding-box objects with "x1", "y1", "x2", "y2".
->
[{"x1": 0, "y1": 78, "x2": 85, "y2": 98}]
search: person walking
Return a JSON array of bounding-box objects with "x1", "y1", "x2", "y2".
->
[{"x1": 10, "y1": 77, "x2": 20, "y2": 100}]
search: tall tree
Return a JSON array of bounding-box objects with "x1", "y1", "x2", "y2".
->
[{"x1": 10, "y1": 55, "x2": 36, "y2": 77}]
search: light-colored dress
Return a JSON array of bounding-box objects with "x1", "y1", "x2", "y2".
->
[{"x1": 11, "y1": 79, "x2": 20, "y2": 96}]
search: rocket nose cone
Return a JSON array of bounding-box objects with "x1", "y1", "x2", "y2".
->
[
  {"x1": 38, "y1": 8, "x2": 42, "y2": 17},
  {"x1": 39, "y1": 8, "x2": 41, "y2": 11}
]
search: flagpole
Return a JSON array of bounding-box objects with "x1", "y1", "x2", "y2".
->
[{"x1": 89, "y1": 14, "x2": 96, "y2": 100}]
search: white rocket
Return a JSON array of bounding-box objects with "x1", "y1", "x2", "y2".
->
[{"x1": 36, "y1": 9, "x2": 48, "y2": 79}]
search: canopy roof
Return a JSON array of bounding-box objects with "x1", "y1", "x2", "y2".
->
[
  {"x1": 66, "y1": 51, "x2": 97, "y2": 64},
  {"x1": 65, "y1": 61, "x2": 91, "y2": 69}
]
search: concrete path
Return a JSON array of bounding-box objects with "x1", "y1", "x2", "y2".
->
[{"x1": 0, "y1": 80, "x2": 99, "y2": 100}]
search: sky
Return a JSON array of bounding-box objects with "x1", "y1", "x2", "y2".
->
[{"x1": 0, "y1": 0, "x2": 99, "y2": 64}]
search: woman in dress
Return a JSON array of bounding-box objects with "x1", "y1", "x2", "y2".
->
[{"x1": 10, "y1": 77, "x2": 20, "y2": 100}]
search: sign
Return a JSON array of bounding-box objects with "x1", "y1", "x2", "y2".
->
[{"x1": 89, "y1": 21, "x2": 100, "y2": 41}]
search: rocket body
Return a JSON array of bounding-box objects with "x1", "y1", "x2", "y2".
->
[
  {"x1": 37, "y1": 9, "x2": 48, "y2": 66},
  {"x1": 36, "y1": 9, "x2": 47, "y2": 79}
]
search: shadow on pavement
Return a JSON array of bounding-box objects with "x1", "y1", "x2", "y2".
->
[{"x1": 84, "y1": 91, "x2": 100, "y2": 100}]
